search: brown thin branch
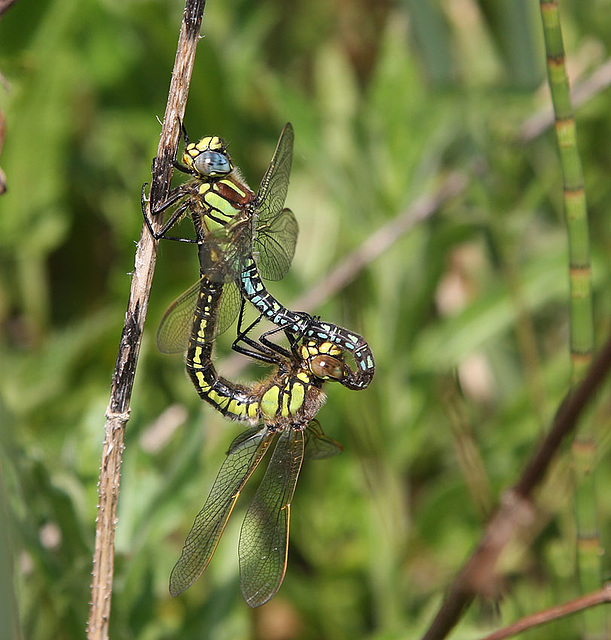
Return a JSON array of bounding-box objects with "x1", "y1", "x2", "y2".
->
[
  {"x1": 86, "y1": 2, "x2": 206, "y2": 639},
  {"x1": 479, "y1": 583, "x2": 611, "y2": 640},
  {"x1": 420, "y1": 334, "x2": 611, "y2": 640}
]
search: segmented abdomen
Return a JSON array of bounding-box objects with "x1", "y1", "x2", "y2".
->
[
  {"x1": 239, "y1": 258, "x2": 375, "y2": 390},
  {"x1": 186, "y1": 279, "x2": 259, "y2": 421}
]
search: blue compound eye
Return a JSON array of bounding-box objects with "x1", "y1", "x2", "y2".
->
[{"x1": 194, "y1": 150, "x2": 232, "y2": 176}]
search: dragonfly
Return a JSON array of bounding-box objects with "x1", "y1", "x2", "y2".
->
[
  {"x1": 161, "y1": 271, "x2": 349, "y2": 607},
  {"x1": 142, "y1": 122, "x2": 375, "y2": 390}
]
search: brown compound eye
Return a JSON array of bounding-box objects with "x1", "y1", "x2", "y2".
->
[{"x1": 309, "y1": 355, "x2": 344, "y2": 381}]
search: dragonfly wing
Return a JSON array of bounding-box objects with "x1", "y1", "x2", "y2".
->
[
  {"x1": 253, "y1": 124, "x2": 297, "y2": 280},
  {"x1": 214, "y1": 280, "x2": 241, "y2": 337},
  {"x1": 198, "y1": 233, "x2": 241, "y2": 284},
  {"x1": 304, "y1": 420, "x2": 344, "y2": 461},
  {"x1": 238, "y1": 427, "x2": 305, "y2": 607},
  {"x1": 255, "y1": 123, "x2": 294, "y2": 226},
  {"x1": 156, "y1": 279, "x2": 202, "y2": 354},
  {"x1": 169, "y1": 426, "x2": 273, "y2": 597},
  {"x1": 157, "y1": 278, "x2": 241, "y2": 354},
  {"x1": 254, "y1": 207, "x2": 298, "y2": 281}
]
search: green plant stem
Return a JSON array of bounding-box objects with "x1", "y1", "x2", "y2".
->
[{"x1": 539, "y1": 2, "x2": 602, "y2": 637}]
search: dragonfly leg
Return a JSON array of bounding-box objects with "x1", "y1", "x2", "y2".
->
[
  {"x1": 257, "y1": 324, "x2": 300, "y2": 360},
  {"x1": 231, "y1": 300, "x2": 283, "y2": 366},
  {"x1": 141, "y1": 183, "x2": 197, "y2": 243}
]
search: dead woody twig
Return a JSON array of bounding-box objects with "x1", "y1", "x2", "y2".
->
[
  {"x1": 420, "y1": 333, "x2": 611, "y2": 640},
  {"x1": 86, "y1": 2, "x2": 206, "y2": 639},
  {"x1": 479, "y1": 583, "x2": 611, "y2": 640}
]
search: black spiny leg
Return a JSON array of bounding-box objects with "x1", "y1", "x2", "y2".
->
[
  {"x1": 258, "y1": 324, "x2": 300, "y2": 360},
  {"x1": 258, "y1": 314, "x2": 312, "y2": 360},
  {"x1": 231, "y1": 300, "x2": 282, "y2": 366},
  {"x1": 141, "y1": 183, "x2": 197, "y2": 243},
  {"x1": 142, "y1": 119, "x2": 200, "y2": 242}
]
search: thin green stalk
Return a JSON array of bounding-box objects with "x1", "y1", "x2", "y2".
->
[{"x1": 538, "y1": 2, "x2": 603, "y2": 638}]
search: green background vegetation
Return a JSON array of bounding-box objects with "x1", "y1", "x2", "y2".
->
[{"x1": 1, "y1": 0, "x2": 610, "y2": 638}]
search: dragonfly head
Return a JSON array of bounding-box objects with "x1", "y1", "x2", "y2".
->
[
  {"x1": 300, "y1": 340, "x2": 346, "y2": 382},
  {"x1": 183, "y1": 136, "x2": 234, "y2": 177}
]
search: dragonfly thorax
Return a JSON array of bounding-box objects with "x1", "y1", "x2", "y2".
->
[{"x1": 256, "y1": 369, "x2": 327, "y2": 425}]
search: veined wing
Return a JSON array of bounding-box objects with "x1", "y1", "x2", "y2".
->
[
  {"x1": 156, "y1": 278, "x2": 241, "y2": 354},
  {"x1": 169, "y1": 426, "x2": 273, "y2": 597},
  {"x1": 198, "y1": 201, "x2": 297, "y2": 284},
  {"x1": 238, "y1": 426, "x2": 305, "y2": 607},
  {"x1": 304, "y1": 420, "x2": 343, "y2": 461},
  {"x1": 255, "y1": 123, "x2": 294, "y2": 227},
  {"x1": 253, "y1": 123, "x2": 296, "y2": 281},
  {"x1": 198, "y1": 217, "x2": 252, "y2": 283},
  {"x1": 254, "y1": 207, "x2": 298, "y2": 281}
]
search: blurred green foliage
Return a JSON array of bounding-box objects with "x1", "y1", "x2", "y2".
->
[{"x1": 1, "y1": 0, "x2": 610, "y2": 638}]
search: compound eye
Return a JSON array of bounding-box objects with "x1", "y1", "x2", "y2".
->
[
  {"x1": 310, "y1": 355, "x2": 344, "y2": 381},
  {"x1": 193, "y1": 150, "x2": 232, "y2": 176}
]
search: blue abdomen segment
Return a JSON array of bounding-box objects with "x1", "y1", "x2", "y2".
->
[{"x1": 239, "y1": 259, "x2": 374, "y2": 390}]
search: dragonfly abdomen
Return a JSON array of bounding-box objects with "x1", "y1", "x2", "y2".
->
[
  {"x1": 304, "y1": 322, "x2": 375, "y2": 391},
  {"x1": 255, "y1": 372, "x2": 327, "y2": 423},
  {"x1": 239, "y1": 259, "x2": 375, "y2": 390},
  {"x1": 189, "y1": 368, "x2": 259, "y2": 421},
  {"x1": 240, "y1": 259, "x2": 311, "y2": 330}
]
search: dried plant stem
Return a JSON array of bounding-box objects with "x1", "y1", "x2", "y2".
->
[
  {"x1": 86, "y1": 2, "x2": 206, "y2": 639},
  {"x1": 420, "y1": 334, "x2": 611, "y2": 640},
  {"x1": 479, "y1": 583, "x2": 611, "y2": 640}
]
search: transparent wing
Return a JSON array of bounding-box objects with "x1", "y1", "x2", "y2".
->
[
  {"x1": 253, "y1": 124, "x2": 297, "y2": 280},
  {"x1": 198, "y1": 225, "x2": 251, "y2": 281},
  {"x1": 238, "y1": 427, "x2": 305, "y2": 607},
  {"x1": 156, "y1": 279, "x2": 201, "y2": 354},
  {"x1": 214, "y1": 280, "x2": 241, "y2": 337},
  {"x1": 304, "y1": 420, "x2": 344, "y2": 461},
  {"x1": 255, "y1": 123, "x2": 294, "y2": 226},
  {"x1": 254, "y1": 207, "x2": 298, "y2": 281},
  {"x1": 156, "y1": 278, "x2": 241, "y2": 354},
  {"x1": 198, "y1": 204, "x2": 297, "y2": 283},
  {"x1": 169, "y1": 426, "x2": 273, "y2": 597}
]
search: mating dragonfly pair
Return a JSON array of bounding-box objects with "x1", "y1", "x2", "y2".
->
[{"x1": 144, "y1": 123, "x2": 374, "y2": 607}]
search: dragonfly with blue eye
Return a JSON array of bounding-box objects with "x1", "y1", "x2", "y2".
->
[
  {"x1": 160, "y1": 263, "x2": 350, "y2": 607},
  {"x1": 142, "y1": 123, "x2": 375, "y2": 390}
]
